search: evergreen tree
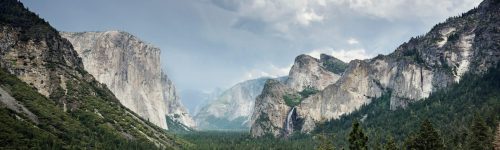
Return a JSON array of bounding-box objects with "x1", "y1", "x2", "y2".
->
[
  {"x1": 494, "y1": 123, "x2": 500, "y2": 150},
  {"x1": 317, "y1": 134, "x2": 335, "y2": 150},
  {"x1": 406, "y1": 119, "x2": 444, "y2": 150},
  {"x1": 384, "y1": 135, "x2": 397, "y2": 150},
  {"x1": 467, "y1": 115, "x2": 492, "y2": 150},
  {"x1": 348, "y1": 121, "x2": 368, "y2": 150}
]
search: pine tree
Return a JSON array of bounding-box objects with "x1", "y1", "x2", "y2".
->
[
  {"x1": 384, "y1": 135, "x2": 397, "y2": 150},
  {"x1": 494, "y1": 123, "x2": 500, "y2": 150},
  {"x1": 317, "y1": 134, "x2": 335, "y2": 150},
  {"x1": 348, "y1": 121, "x2": 368, "y2": 150},
  {"x1": 467, "y1": 115, "x2": 492, "y2": 150},
  {"x1": 406, "y1": 119, "x2": 444, "y2": 150}
]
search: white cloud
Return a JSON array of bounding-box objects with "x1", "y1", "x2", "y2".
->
[
  {"x1": 347, "y1": 38, "x2": 359, "y2": 45},
  {"x1": 208, "y1": 0, "x2": 481, "y2": 32},
  {"x1": 330, "y1": 0, "x2": 482, "y2": 22},
  {"x1": 296, "y1": 8, "x2": 324, "y2": 26},
  {"x1": 307, "y1": 48, "x2": 374, "y2": 62},
  {"x1": 241, "y1": 63, "x2": 292, "y2": 81},
  {"x1": 207, "y1": 0, "x2": 327, "y2": 33}
]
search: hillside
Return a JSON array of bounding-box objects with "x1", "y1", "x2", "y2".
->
[
  {"x1": 315, "y1": 64, "x2": 500, "y2": 149},
  {"x1": 0, "y1": 0, "x2": 189, "y2": 149}
]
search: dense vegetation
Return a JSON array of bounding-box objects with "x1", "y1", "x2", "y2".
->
[
  {"x1": 0, "y1": 0, "x2": 59, "y2": 41},
  {"x1": 322, "y1": 59, "x2": 348, "y2": 74},
  {"x1": 314, "y1": 66, "x2": 500, "y2": 149},
  {"x1": 284, "y1": 87, "x2": 319, "y2": 107},
  {"x1": 180, "y1": 131, "x2": 315, "y2": 149},
  {"x1": 196, "y1": 116, "x2": 248, "y2": 131},
  {"x1": 0, "y1": 69, "x2": 183, "y2": 149}
]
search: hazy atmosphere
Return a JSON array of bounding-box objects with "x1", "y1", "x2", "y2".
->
[{"x1": 21, "y1": 0, "x2": 481, "y2": 112}]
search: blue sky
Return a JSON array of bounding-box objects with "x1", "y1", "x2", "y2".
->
[{"x1": 20, "y1": 0, "x2": 481, "y2": 113}]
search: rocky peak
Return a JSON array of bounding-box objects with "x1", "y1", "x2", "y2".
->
[
  {"x1": 250, "y1": 54, "x2": 345, "y2": 137},
  {"x1": 286, "y1": 54, "x2": 342, "y2": 91},
  {"x1": 250, "y1": 79, "x2": 294, "y2": 137},
  {"x1": 294, "y1": 54, "x2": 317, "y2": 65},
  {"x1": 61, "y1": 31, "x2": 194, "y2": 129}
]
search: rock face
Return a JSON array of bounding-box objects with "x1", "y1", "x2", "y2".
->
[
  {"x1": 60, "y1": 31, "x2": 194, "y2": 129},
  {"x1": 251, "y1": 0, "x2": 500, "y2": 137},
  {"x1": 161, "y1": 72, "x2": 196, "y2": 128},
  {"x1": 287, "y1": 54, "x2": 342, "y2": 91},
  {"x1": 0, "y1": 0, "x2": 184, "y2": 147},
  {"x1": 0, "y1": 27, "x2": 83, "y2": 99},
  {"x1": 195, "y1": 77, "x2": 282, "y2": 130},
  {"x1": 251, "y1": 54, "x2": 345, "y2": 137}
]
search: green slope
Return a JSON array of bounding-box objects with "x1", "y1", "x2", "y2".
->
[{"x1": 0, "y1": 68, "x2": 190, "y2": 149}]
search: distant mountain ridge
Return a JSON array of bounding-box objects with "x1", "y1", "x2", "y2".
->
[{"x1": 195, "y1": 77, "x2": 286, "y2": 130}]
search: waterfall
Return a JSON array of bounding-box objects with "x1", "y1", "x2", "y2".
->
[{"x1": 285, "y1": 107, "x2": 296, "y2": 136}]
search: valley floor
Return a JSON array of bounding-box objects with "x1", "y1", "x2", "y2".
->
[{"x1": 178, "y1": 131, "x2": 316, "y2": 150}]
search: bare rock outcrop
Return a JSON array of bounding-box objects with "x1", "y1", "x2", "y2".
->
[{"x1": 61, "y1": 31, "x2": 194, "y2": 129}]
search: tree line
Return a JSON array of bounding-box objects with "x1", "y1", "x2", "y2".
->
[{"x1": 318, "y1": 117, "x2": 497, "y2": 150}]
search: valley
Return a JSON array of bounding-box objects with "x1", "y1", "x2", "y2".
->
[{"x1": 1, "y1": 0, "x2": 499, "y2": 149}]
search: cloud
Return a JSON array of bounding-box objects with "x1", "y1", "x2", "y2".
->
[
  {"x1": 330, "y1": 0, "x2": 481, "y2": 22},
  {"x1": 206, "y1": 0, "x2": 327, "y2": 34},
  {"x1": 296, "y1": 8, "x2": 324, "y2": 26},
  {"x1": 207, "y1": 0, "x2": 481, "y2": 34},
  {"x1": 347, "y1": 38, "x2": 359, "y2": 45},
  {"x1": 308, "y1": 48, "x2": 374, "y2": 62},
  {"x1": 210, "y1": 0, "x2": 241, "y2": 11},
  {"x1": 241, "y1": 63, "x2": 292, "y2": 81}
]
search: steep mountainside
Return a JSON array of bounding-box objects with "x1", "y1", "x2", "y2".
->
[
  {"x1": 251, "y1": 0, "x2": 500, "y2": 137},
  {"x1": 251, "y1": 54, "x2": 346, "y2": 137},
  {"x1": 161, "y1": 72, "x2": 196, "y2": 130},
  {"x1": 315, "y1": 63, "x2": 500, "y2": 149},
  {"x1": 0, "y1": 0, "x2": 188, "y2": 148},
  {"x1": 60, "y1": 31, "x2": 195, "y2": 129},
  {"x1": 194, "y1": 77, "x2": 283, "y2": 130}
]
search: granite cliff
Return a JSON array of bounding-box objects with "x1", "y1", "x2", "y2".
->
[
  {"x1": 251, "y1": 54, "x2": 346, "y2": 137},
  {"x1": 60, "y1": 31, "x2": 195, "y2": 129}
]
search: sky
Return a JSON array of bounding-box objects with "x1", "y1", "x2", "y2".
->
[{"x1": 20, "y1": 0, "x2": 481, "y2": 113}]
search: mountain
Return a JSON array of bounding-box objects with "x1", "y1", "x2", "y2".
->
[
  {"x1": 161, "y1": 72, "x2": 196, "y2": 130},
  {"x1": 0, "y1": 0, "x2": 188, "y2": 148},
  {"x1": 194, "y1": 77, "x2": 286, "y2": 130},
  {"x1": 251, "y1": 54, "x2": 346, "y2": 137},
  {"x1": 251, "y1": 0, "x2": 500, "y2": 138},
  {"x1": 60, "y1": 31, "x2": 195, "y2": 130},
  {"x1": 315, "y1": 59, "x2": 500, "y2": 149},
  {"x1": 180, "y1": 88, "x2": 223, "y2": 115}
]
